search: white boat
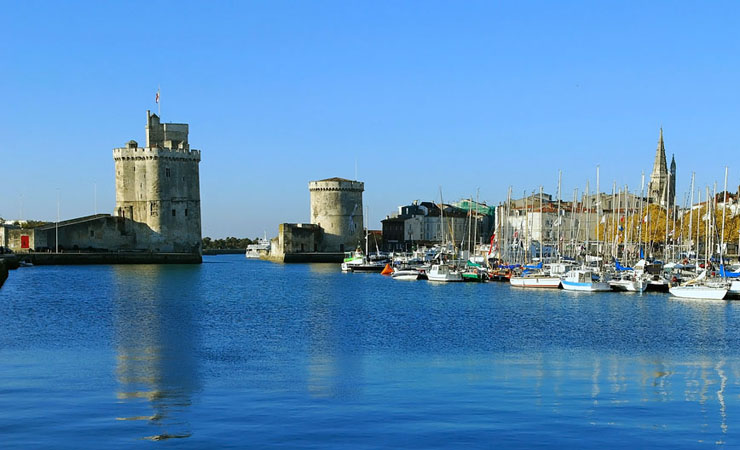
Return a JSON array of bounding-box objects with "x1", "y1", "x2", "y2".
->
[
  {"x1": 426, "y1": 264, "x2": 463, "y2": 282},
  {"x1": 510, "y1": 273, "x2": 561, "y2": 288},
  {"x1": 668, "y1": 270, "x2": 728, "y2": 300},
  {"x1": 341, "y1": 248, "x2": 365, "y2": 272},
  {"x1": 609, "y1": 272, "x2": 648, "y2": 292},
  {"x1": 391, "y1": 267, "x2": 421, "y2": 281},
  {"x1": 728, "y1": 280, "x2": 740, "y2": 298},
  {"x1": 245, "y1": 238, "x2": 270, "y2": 259},
  {"x1": 669, "y1": 285, "x2": 728, "y2": 300},
  {"x1": 561, "y1": 269, "x2": 611, "y2": 292}
]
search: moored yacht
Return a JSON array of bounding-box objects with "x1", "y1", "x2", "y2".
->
[
  {"x1": 245, "y1": 238, "x2": 271, "y2": 259},
  {"x1": 427, "y1": 264, "x2": 463, "y2": 282},
  {"x1": 668, "y1": 270, "x2": 729, "y2": 300},
  {"x1": 561, "y1": 268, "x2": 611, "y2": 292},
  {"x1": 609, "y1": 272, "x2": 648, "y2": 292}
]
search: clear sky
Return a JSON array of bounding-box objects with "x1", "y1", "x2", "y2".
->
[{"x1": 2, "y1": 1, "x2": 739, "y2": 238}]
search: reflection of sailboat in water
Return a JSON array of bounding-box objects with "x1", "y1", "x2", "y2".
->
[{"x1": 112, "y1": 265, "x2": 201, "y2": 441}]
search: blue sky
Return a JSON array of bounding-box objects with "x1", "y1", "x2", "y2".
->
[{"x1": 2, "y1": 1, "x2": 739, "y2": 238}]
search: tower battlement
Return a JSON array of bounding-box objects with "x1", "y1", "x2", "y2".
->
[{"x1": 113, "y1": 146, "x2": 201, "y2": 161}]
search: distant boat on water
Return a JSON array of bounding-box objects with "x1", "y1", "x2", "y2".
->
[{"x1": 245, "y1": 237, "x2": 270, "y2": 259}]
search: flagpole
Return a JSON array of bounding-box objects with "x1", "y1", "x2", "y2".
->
[{"x1": 157, "y1": 85, "x2": 161, "y2": 117}]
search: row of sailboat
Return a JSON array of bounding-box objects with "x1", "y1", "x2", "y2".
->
[{"x1": 493, "y1": 164, "x2": 740, "y2": 300}]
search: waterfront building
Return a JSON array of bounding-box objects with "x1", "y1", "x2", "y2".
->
[{"x1": 381, "y1": 200, "x2": 489, "y2": 251}]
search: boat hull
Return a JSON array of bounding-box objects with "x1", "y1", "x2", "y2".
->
[
  {"x1": 669, "y1": 286, "x2": 728, "y2": 300},
  {"x1": 427, "y1": 274, "x2": 463, "y2": 282},
  {"x1": 728, "y1": 280, "x2": 740, "y2": 298},
  {"x1": 392, "y1": 270, "x2": 420, "y2": 281},
  {"x1": 609, "y1": 279, "x2": 647, "y2": 292},
  {"x1": 561, "y1": 280, "x2": 612, "y2": 292},
  {"x1": 510, "y1": 277, "x2": 561, "y2": 288},
  {"x1": 350, "y1": 264, "x2": 386, "y2": 273}
]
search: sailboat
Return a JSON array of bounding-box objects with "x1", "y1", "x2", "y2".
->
[
  {"x1": 509, "y1": 262, "x2": 562, "y2": 288},
  {"x1": 669, "y1": 270, "x2": 728, "y2": 300}
]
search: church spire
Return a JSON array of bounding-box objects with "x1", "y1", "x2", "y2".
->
[{"x1": 648, "y1": 127, "x2": 668, "y2": 205}]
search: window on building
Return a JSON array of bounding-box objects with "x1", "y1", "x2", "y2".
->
[
  {"x1": 172, "y1": 209, "x2": 176, "y2": 216},
  {"x1": 90, "y1": 229, "x2": 95, "y2": 238},
  {"x1": 185, "y1": 208, "x2": 188, "y2": 217},
  {"x1": 165, "y1": 168, "x2": 171, "y2": 177},
  {"x1": 150, "y1": 202, "x2": 158, "y2": 216}
]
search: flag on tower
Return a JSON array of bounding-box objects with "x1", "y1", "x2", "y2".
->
[{"x1": 155, "y1": 89, "x2": 160, "y2": 104}]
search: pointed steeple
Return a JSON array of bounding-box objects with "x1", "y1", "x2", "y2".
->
[{"x1": 648, "y1": 127, "x2": 668, "y2": 205}]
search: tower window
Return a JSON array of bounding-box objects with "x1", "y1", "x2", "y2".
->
[
  {"x1": 185, "y1": 208, "x2": 188, "y2": 216},
  {"x1": 172, "y1": 209, "x2": 176, "y2": 216},
  {"x1": 165, "y1": 168, "x2": 171, "y2": 177}
]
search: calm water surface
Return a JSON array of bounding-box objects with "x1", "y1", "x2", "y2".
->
[{"x1": 1, "y1": 254, "x2": 740, "y2": 448}]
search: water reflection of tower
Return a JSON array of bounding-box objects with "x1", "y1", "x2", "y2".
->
[
  {"x1": 306, "y1": 264, "x2": 363, "y2": 398},
  {"x1": 113, "y1": 265, "x2": 201, "y2": 441}
]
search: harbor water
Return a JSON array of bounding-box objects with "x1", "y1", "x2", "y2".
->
[{"x1": 2, "y1": 254, "x2": 740, "y2": 448}]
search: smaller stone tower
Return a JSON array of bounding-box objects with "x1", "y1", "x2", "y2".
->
[
  {"x1": 113, "y1": 111, "x2": 202, "y2": 253},
  {"x1": 309, "y1": 178, "x2": 364, "y2": 252}
]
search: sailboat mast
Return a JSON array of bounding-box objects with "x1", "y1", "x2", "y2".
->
[
  {"x1": 557, "y1": 170, "x2": 562, "y2": 258},
  {"x1": 721, "y1": 166, "x2": 728, "y2": 271},
  {"x1": 596, "y1": 166, "x2": 601, "y2": 259},
  {"x1": 664, "y1": 171, "x2": 670, "y2": 261},
  {"x1": 688, "y1": 173, "x2": 695, "y2": 259},
  {"x1": 585, "y1": 180, "x2": 590, "y2": 258},
  {"x1": 439, "y1": 187, "x2": 444, "y2": 251},
  {"x1": 571, "y1": 188, "x2": 577, "y2": 259},
  {"x1": 696, "y1": 189, "x2": 701, "y2": 263},
  {"x1": 539, "y1": 186, "x2": 544, "y2": 261},
  {"x1": 638, "y1": 172, "x2": 645, "y2": 260},
  {"x1": 474, "y1": 189, "x2": 479, "y2": 255}
]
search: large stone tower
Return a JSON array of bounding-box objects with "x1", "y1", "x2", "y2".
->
[
  {"x1": 309, "y1": 178, "x2": 364, "y2": 252},
  {"x1": 113, "y1": 111, "x2": 202, "y2": 253},
  {"x1": 648, "y1": 128, "x2": 672, "y2": 206}
]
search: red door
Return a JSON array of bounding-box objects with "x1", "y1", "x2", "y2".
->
[{"x1": 20, "y1": 235, "x2": 30, "y2": 249}]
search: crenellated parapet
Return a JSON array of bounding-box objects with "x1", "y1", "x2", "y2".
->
[
  {"x1": 113, "y1": 146, "x2": 201, "y2": 162},
  {"x1": 309, "y1": 179, "x2": 364, "y2": 192}
]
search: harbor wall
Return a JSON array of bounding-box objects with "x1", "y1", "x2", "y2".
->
[
  {"x1": 0, "y1": 260, "x2": 7, "y2": 289},
  {"x1": 267, "y1": 252, "x2": 345, "y2": 263},
  {"x1": 21, "y1": 252, "x2": 201, "y2": 265}
]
